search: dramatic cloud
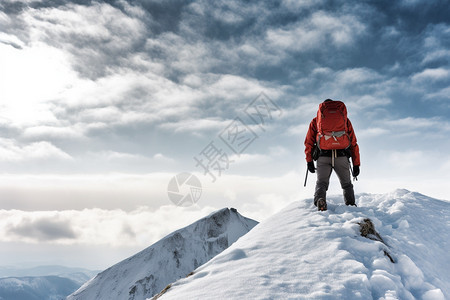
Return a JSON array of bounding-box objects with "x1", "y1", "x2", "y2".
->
[
  {"x1": 1, "y1": 0, "x2": 449, "y2": 268},
  {"x1": 0, "y1": 0, "x2": 448, "y2": 185},
  {"x1": 7, "y1": 216, "x2": 77, "y2": 241}
]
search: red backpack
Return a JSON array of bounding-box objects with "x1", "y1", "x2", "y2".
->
[{"x1": 316, "y1": 100, "x2": 351, "y2": 150}]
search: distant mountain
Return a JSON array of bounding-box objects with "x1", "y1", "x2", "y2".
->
[
  {"x1": 0, "y1": 275, "x2": 79, "y2": 300},
  {"x1": 0, "y1": 265, "x2": 99, "y2": 300},
  {"x1": 67, "y1": 207, "x2": 258, "y2": 300},
  {"x1": 0, "y1": 265, "x2": 99, "y2": 285},
  {"x1": 157, "y1": 190, "x2": 449, "y2": 299}
]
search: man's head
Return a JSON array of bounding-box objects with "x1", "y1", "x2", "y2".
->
[{"x1": 324, "y1": 99, "x2": 333, "y2": 102}]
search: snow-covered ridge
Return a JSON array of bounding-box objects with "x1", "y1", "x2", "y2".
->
[
  {"x1": 67, "y1": 207, "x2": 258, "y2": 300},
  {"x1": 158, "y1": 189, "x2": 449, "y2": 299}
]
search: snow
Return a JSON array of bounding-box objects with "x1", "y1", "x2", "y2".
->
[
  {"x1": 158, "y1": 189, "x2": 449, "y2": 300},
  {"x1": 67, "y1": 208, "x2": 257, "y2": 300}
]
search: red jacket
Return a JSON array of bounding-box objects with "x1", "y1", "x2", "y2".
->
[{"x1": 304, "y1": 117, "x2": 360, "y2": 166}]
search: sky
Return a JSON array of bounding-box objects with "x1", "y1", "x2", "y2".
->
[{"x1": 0, "y1": 0, "x2": 449, "y2": 269}]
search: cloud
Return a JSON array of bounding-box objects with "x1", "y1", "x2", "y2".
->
[
  {"x1": 0, "y1": 0, "x2": 417, "y2": 151},
  {"x1": 388, "y1": 150, "x2": 425, "y2": 168},
  {"x1": 0, "y1": 171, "x2": 303, "y2": 247},
  {"x1": 93, "y1": 150, "x2": 148, "y2": 161},
  {"x1": 22, "y1": 125, "x2": 84, "y2": 140},
  {"x1": 0, "y1": 170, "x2": 304, "y2": 215},
  {"x1": 229, "y1": 153, "x2": 269, "y2": 164},
  {"x1": 285, "y1": 123, "x2": 310, "y2": 136},
  {"x1": 25, "y1": 141, "x2": 73, "y2": 160},
  {"x1": 22, "y1": 2, "x2": 148, "y2": 79},
  {"x1": 265, "y1": 10, "x2": 366, "y2": 53},
  {"x1": 46, "y1": 71, "x2": 278, "y2": 139},
  {"x1": 411, "y1": 68, "x2": 450, "y2": 83},
  {"x1": 1, "y1": 0, "x2": 450, "y2": 272},
  {"x1": 0, "y1": 172, "x2": 175, "y2": 211},
  {"x1": 357, "y1": 127, "x2": 390, "y2": 139},
  {"x1": 7, "y1": 216, "x2": 77, "y2": 241},
  {"x1": 83, "y1": 150, "x2": 176, "y2": 166},
  {"x1": 0, "y1": 31, "x2": 24, "y2": 48},
  {"x1": 425, "y1": 86, "x2": 450, "y2": 101},
  {"x1": 0, "y1": 205, "x2": 219, "y2": 246},
  {"x1": 280, "y1": 0, "x2": 324, "y2": 11},
  {"x1": 0, "y1": 139, "x2": 72, "y2": 162},
  {"x1": 159, "y1": 118, "x2": 229, "y2": 134},
  {"x1": 422, "y1": 49, "x2": 450, "y2": 65},
  {"x1": 0, "y1": 0, "x2": 449, "y2": 211},
  {"x1": 335, "y1": 68, "x2": 384, "y2": 85},
  {"x1": 46, "y1": 71, "x2": 203, "y2": 135},
  {"x1": 153, "y1": 153, "x2": 175, "y2": 164},
  {"x1": 355, "y1": 116, "x2": 450, "y2": 144},
  {"x1": 385, "y1": 117, "x2": 449, "y2": 132},
  {"x1": 53, "y1": 71, "x2": 274, "y2": 128},
  {"x1": 398, "y1": 0, "x2": 443, "y2": 9}
]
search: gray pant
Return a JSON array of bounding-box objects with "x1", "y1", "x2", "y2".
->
[{"x1": 314, "y1": 156, "x2": 355, "y2": 206}]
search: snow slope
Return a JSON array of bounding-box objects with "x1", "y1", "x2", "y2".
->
[
  {"x1": 158, "y1": 190, "x2": 449, "y2": 300},
  {"x1": 67, "y1": 208, "x2": 257, "y2": 300}
]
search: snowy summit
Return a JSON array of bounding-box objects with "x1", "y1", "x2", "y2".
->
[
  {"x1": 67, "y1": 208, "x2": 257, "y2": 300},
  {"x1": 156, "y1": 190, "x2": 449, "y2": 300}
]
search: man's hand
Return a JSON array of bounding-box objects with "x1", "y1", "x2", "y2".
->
[
  {"x1": 353, "y1": 165, "x2": 360, "y2": 177},
  {"x1": 307, "y1": 161, "x2": 315, "y2": 173}
]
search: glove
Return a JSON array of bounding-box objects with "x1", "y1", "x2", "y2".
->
[
  {"x1": 353, "y1": 165, "x2": 360, "y2": 177},
  {"x1": 307, "y1": 161, "x2": 315, "y2": 173}
]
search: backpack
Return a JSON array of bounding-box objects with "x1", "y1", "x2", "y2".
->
[{"x1": 316, "y1": 100, "x2": 351, "y2": 150}]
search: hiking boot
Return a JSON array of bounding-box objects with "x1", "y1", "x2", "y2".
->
[
  {"x1": 317, "y1": 198, "x2": 327, "y2": 211},
  {"x1": 343, "y1": 185, "x2": 356, "y2": 207}
]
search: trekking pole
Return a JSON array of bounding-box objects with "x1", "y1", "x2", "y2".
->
[
  {"x1": 304, "y1": 164, "x2": 309, "y2": 187},
  {"x1": 349, "y1": 163, "x2": 358, "y2": 181}
]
